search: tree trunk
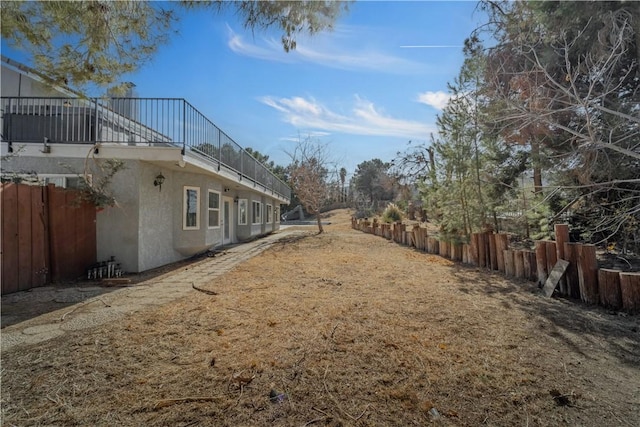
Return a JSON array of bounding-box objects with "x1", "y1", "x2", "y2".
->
[
  {"x1": 315, "y1": 210, "x2": 324, "y2": 234},
  {"x1": 531, "y1": 139, "x2": 543, "y2": 194}
]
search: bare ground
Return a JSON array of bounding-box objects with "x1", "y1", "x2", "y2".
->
[{"x1": 1, "y1": 209, "x2": 639, "y2": 426}]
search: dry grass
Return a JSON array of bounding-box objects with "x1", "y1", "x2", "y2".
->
[{"x1": 2, "y1": 209, "x2": 639, "y2": 426}]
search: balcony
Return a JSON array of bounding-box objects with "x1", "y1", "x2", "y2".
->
[{"x1": 1, "y1": 97, "x2": 291, "y2": 201}]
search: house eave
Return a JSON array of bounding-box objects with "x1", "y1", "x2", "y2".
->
[{"x1": 1, "y1": 141, "x2": 290, "y2": 204}]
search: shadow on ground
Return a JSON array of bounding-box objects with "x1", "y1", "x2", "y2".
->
[
  {"x1": 0, "y1": 253, "x2": 212, "y2": 328},
  {"x1": 450, "y1": 263, "x2": 640, "y2": 368}
]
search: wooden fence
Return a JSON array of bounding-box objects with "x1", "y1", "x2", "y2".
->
[
  {"x1": 1, "y1": 183, "x2": 96, "y2": 295},
  {"x1": 352, "y1": 218, "x2": 640, "y2": 312}
]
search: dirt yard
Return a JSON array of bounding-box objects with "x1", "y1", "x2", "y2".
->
[{"x1": 1, "y1": 209, "x2": 639, "y2": 426}]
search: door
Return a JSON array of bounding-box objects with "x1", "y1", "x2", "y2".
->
[{"x1": 222, "y1": 197, "x2": 233, "y2": 245}]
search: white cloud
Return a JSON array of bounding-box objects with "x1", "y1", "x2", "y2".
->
[
  {"x1": 226, "y1": 25, "x2": 294, "y2": 63},
  {"x1": 226, "y1": 26, "x2": 426, "y2": 74},
  {"x1": 260, "y1": 95, "x2": 435, "y2": 139},
  {"x1": 417, "y1": 91, "x2": 452, "y2": 110},
  {"x1": 279, "y1": 131, "x2": 331, "y2": 142}
]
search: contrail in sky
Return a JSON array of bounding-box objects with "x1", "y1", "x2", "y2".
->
[{"x1": 400, "y1": 45, "x2": 464, "y2": 48}]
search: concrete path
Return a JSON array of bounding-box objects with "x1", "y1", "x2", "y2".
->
[{"x1": 1, "y1": 228, "x2": 309, "y2": 353}]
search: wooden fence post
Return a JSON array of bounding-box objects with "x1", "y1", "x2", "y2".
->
[
  {"x1": 430, "y1": 238, "x2": 439, "y2": 255},
  {"x1": 545, "y1": 241, "x2": 558, "y2": 292},
  {"x1": 504, "y1": 250, "x2": 515, "y2": 277},
  {"x1": 522, "y1": 250, "x2": 533, "y2": 281},
  {"x1": 441, "y1": 240, "x2": 451, "y2": 258},
  {"x1": 576, "y1": 244, "x2": 598, "y2": 304},
  {"x1": 619, "y1": 272, "x2": 640, "y2": 312},
  {"x1": 563, "y1": 242, "x2": 580, "y2": 299},
  {"x1": 598, "y1": 269, "x2": 622, "y2": 309},
  {"x1": 469, "y1": 233, "x2": 479, "y2": 266},
  {"x1": 477, "y1": 233, "x2": 488, "y2": 268},
  {"x1": 495, "y1": 233, "x2": 508, "y2": 273},
  {"x1": 488, "y1": 233, "x2": 498, "y2": 270},
  {"x1": 535, "y1": 241, "x2": 548, "y2": 287},
  {"x1": 451, "y1": 243, "x2": 463, "y2": 262},
  {"x1": 555, "y1": 224, "x2": 570, "y2": 295},
  {"x1": 529, "y1": 251, "x2": 538, "y2": 282},
  {"x1": 514, "y1": 250, "x2": 525, "y2": 279}
]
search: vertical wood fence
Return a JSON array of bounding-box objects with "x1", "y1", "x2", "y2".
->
[
  {"x1": 352, "y1": 218, "x2": 640, "y2": 313},
  {"x1": 1, "y1": 183, "x2": 96, "y2": 295}
]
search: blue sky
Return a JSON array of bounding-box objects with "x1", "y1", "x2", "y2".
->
[{"x1": 3, "y1": 1, "x2": 486, "y2": 178}]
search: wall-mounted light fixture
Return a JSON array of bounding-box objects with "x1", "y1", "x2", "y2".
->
[
  {"x1": 154, "y1": 173, "x2": 165, "y2": 192},
  {"x1": 224, "y1": 187, "x2": 231, "y2": 193},
  {"x1": 234, "y1": 196, "x2": 239, "y2": 203}
]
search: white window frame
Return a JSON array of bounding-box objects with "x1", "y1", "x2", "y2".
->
[
  {"x1": 252, "y1": 201, "x2": 262, "y2": 224},
  {"x1": 266, "y1": 204, "x2": 273, "y2": 223},
  {"x1": 238, "y1": 199, "x2": 248, "y2": 225},
  {"x1": 183, "y1": 186, "x2": 200, "y2": 230},
  {"x1": 207, "y1": 190, "x2": 220, "y2": 229}
]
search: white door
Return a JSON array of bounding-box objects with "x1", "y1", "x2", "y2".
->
[{"x1": 222, "y1": 197, "x2": 233, "y2": 245}]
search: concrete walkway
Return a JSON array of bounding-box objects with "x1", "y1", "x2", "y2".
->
[{"x1": 1, "y1": 228, "x2": 310, "y2": 353}]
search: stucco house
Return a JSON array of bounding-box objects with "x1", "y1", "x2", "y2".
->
[{"x1": 1, "y1": 56, "x2": 290, "y2": 274}]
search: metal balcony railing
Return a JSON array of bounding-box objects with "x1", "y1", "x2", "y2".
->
[{"x1": 0, "y1": 97, "x2": 291, "y2": 201}]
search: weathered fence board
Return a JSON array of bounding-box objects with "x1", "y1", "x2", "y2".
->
[
  {"x1": 535, "y1": 241, "x2": 548, "y2": 286},
  {"x1": 514, "y1": 250, "x2": 525, "y2": 279},
  {"x1": 545, "y1": 241, "x2": 558, "y2": 288},
  {"x1": 555, "y1": 224, "x2": 570, "y2": 295},
  {"x1": 469, "y1": 233, "x2": 479, "y2": 266},
  {"x1": 49, "y1": 187, "x2": 96, "y2": 281},
  {"x1": 489, "y1": 234, "x2": 498, "y2": 270},
  {"x1": 495, "y1": 234, "x2": 508, "y2": 273},
  {"x1": 543, "y1": 260, "x2": 570, "y2": 297},
  {"x1": 477, "y1": 233, "x2": 487, "y2": 268},
  {"x1": 576, "y1": 244, "x2": 598, "y2": 304},
  {"x1": 451, "y1": 243, "x2": 463, "y2": 262},
  {"x1": 439, "y1": 240, "x2": 449, "y2": 258},
  {"x1": 619, "y1": 272, "x2": 640, "y2": 312},
  {"x1": 563, "y1": 242, "x2": 580, "y2": 299},
  {"x1": 522, "y1": 250, "x2": 533, "y2": 281},
  {"x1": 598, "y1": 269, "x2": 622, "y2": 309},
  {"x1": 504, "y1": 250, "x2": 514, "y2": 277},
  {"x1": 1, "y1": 183, "x2": 96, "y2": 294}
]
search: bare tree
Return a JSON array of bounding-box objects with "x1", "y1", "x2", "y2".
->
[
  {"x1": 483, "y1": 2, "x2": 640, "y2": 247},
  {"x1": 288, "y1": 137, "x2": 330, "y2": 233}
]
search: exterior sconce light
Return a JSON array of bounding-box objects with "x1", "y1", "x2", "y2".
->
[
  {"x1": 234, "y1": 196, "x2": 239, "y2": 203},
  {"x1": 224, "y1": 187, "x2": 231, "y2": 193},
  {"x1": 154, "y1": 173, "x2": 165, "y2": 191}
]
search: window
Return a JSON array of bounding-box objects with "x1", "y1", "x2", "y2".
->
[
  {"x1": 238, "y1": 199, "x2": 247, "y2": 225},
  {"x1": 266, "y1": 204, "x2": 273, "y2": 223},
  {"x1": 275, "y1": 206, "x2": 280, "y2": 223},
  {"x1": 183, "y1": 186, "x2": 200, "y2": 230},
  {"x1": 208, "y1": 190, "x2": 220, "y2": 228},
  {"x1": 39, "y1": 174, "x2": 84, "y2": 189},
  {"x1": 252, "y1": 201, "x2": 262, "y2": 224}
]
